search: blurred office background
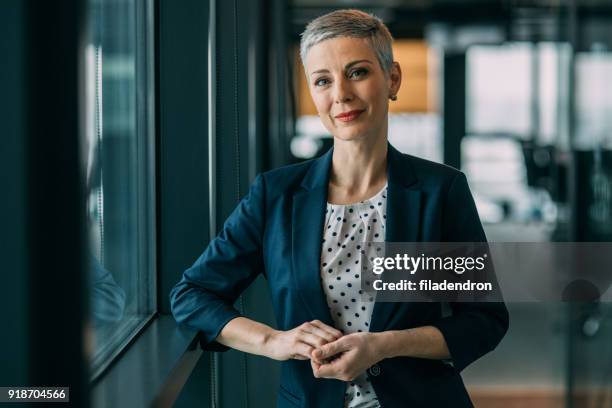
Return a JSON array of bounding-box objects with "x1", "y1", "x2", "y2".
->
[{"x1": 1, "y1": 0, "x2": 611, "y2": 407}]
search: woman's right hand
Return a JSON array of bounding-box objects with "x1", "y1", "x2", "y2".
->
[{"x1": 264, "y1": 320, "x2": 343, "y2": 361}]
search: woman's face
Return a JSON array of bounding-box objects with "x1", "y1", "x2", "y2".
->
[{"x1": 303, "y1": 36, "x2": 401, "y2": 143}]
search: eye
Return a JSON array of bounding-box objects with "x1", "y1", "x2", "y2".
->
[
  {"x1": 349, "y1": 67, "x2": 368, "y2": 79},
  {"x1": 314, "y1": 77, "x2": 330, "y2": 87}
]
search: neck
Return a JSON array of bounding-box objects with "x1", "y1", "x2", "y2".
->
[{"x1": 329, "y1": 131, "x2": 388, "y2": 196}]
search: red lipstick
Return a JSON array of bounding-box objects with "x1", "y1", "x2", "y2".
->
[{"x1": 335, "y1": 109, "x2": 365, "y2": 122}]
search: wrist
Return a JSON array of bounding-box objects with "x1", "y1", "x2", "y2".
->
[
  {"x1": 370, "y1": 331, "x2": 393, "y2": 361},
  {"x1": 261, "y1": 328, "x2": 281, "y2": 358}
]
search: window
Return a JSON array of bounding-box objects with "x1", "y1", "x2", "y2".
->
[
  {"x1": 463, "y1": 43, "x2": 571, "y2": 223},
  {"x1": 83, "y1": 0, "x2": 156, "y2": 378},
  {"x1": 467, "y1": 43, "x2": 533, "y2": 137},
  {"x1": 574, "y1": 49, "x2": 612, "y2": 149}
]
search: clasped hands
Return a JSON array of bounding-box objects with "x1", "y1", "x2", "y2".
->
[{"x1": 266, "y1": 320, "x2": 384, "y2": 381}]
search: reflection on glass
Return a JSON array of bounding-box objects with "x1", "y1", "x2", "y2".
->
[{"x1": 83, "y1": 0, "x2": 155, "y2": 377}]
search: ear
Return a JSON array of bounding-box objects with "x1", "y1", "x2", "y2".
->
[{"x1": 388, "y1": 61, "x2": 402, "y2": 97}]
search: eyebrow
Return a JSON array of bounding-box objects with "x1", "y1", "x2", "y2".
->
[{"x1": 309, "y1": 59, "x2": 374, "y2": 76}]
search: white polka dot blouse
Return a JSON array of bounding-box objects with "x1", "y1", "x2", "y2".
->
[{"x1": 320, "y1": 183, "x2": 388, "y2": 408}]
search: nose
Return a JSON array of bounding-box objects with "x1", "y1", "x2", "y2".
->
[{"x1": 333, "y1": 77, "x2": 353, "y2": 104}]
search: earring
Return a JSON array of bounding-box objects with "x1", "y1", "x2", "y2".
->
[{"x1": 390, "y1": 95, "x2": 397, "y2": 101}]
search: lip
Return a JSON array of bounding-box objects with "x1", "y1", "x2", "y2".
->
[{"x1": 334, "y1": 109, "x2": 365, "y2": 122}]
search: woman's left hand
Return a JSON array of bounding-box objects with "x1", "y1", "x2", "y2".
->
[{"x1": 310, "y1": 332, "x2": 385, "y2": 381}]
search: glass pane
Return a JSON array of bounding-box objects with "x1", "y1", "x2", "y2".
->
[
  {"x1": 463, "y1": 42, "x2": 571, "y2": 225},
  {"x1": 467, "y1": 43, "x2": 533, "y2": 137},
  {"x1": 570, "y1": 43, "x2": 612, "y2": 408},
  {"x1": 574, "y1": 50, "x2": 612, "y2": 150},
  {"x1": 83, "y1": 0, "x2": 155, "y2": 377}
]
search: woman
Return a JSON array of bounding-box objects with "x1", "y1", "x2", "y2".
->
[{"x1": 170, "y1": 9, "x2": 509, "y2": 408}]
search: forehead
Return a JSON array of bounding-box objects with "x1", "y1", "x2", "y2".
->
[{"x1": 304, "y1": 36, "x2": 376, "y2": 73}]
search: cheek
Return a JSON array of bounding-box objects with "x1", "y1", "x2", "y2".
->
[
  {"x1": 366, "y1": 88, "x2": 388, "y2": 115},
  {"x1": 312, "y1": 92, "x2": 330, "y2": 112},
  {"x1": 366, "y1": 83, "x2": 387, "y2": 103},
  {"x1": 313, "y1": 96, "x2": 336, "y2": 132}
]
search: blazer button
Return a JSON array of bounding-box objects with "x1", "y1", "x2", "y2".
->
[{"x1": 368, "y1": 364, "x2": 381, "y2": 377}]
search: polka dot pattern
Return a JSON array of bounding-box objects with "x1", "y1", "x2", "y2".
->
[{"x1": 320, "y1": 184, "x2": 387, "y2": 408}]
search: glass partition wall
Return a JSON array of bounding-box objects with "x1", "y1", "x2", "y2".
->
[
  {"x1": 565, "y1": 9, "x2": 612, "y2": 408},
  {"x1": 84, "y1": 0, "x2": 156, "y2": 379},
  {"x1": 458, "y1": 4, "x2": 612, "y2": 406}
]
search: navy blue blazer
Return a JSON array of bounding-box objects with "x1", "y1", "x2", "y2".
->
[{"x1": 170, "y1": 143, "x2": 509, "y2": 408}]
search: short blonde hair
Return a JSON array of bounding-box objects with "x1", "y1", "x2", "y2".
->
[{"x1": 299, "y1": 9, "x2": 394, "y2": 75}]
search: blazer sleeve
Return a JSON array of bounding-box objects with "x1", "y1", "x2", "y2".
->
[
  {"x1": 169, "y1": 174, "x2": 266, "y2": 351},
  {"x1": 429, "y1": 171, "x2": 510, "y2": 373}
]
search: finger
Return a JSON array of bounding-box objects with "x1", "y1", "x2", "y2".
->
[
  {"x1": 303, "y1": 324, "x2": 339, "y2": 344},
  {"x1": 299, "y1": 321, "x2": 341, "y2": 348},
  {"x1": 316, "y1": 337, "x2": 350, "y2": 360},
  {"x1": 315, "y1": 355, "x2": 346, "y2": 379},
  {"x1": 309, "y1": 320, "x2": 343, "y2": 340},
  {"x1": 309, "y1": 348, "x2": 327, "y2": 365},
  {"x1": 310, "y1": 358, "x2": 321, "y2": 378},
  {"x1": 293, "y1": 341, "x2": 314, "y2": 360},
  {"x1": 298, "y1": 331, "x2": 330, "y2": 350}
]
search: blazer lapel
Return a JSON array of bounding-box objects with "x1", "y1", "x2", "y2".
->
[
  {"x1": 369, "y1": 144, "x2": 422, "y2": 333},
  {"x1": 292, "y1": 148, "x2": 336, "y2": 326}
]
